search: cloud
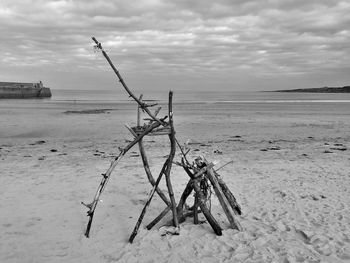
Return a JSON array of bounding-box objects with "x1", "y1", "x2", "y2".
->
[{"x1": 0, "y1": 0, "x2": 349, "y2": 90}]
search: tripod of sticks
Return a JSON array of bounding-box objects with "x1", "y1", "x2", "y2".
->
[{"x1": 82, "y1": 37, "x2": 242, "y2": 243}]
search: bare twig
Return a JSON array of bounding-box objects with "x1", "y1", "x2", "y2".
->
[{"x1": 215, "y1": 160, "x2": 233, "y2": 172}]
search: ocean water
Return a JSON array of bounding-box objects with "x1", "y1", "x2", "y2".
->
[
  {"x1": 50, "y1": 89, "x2": 350, "y2": 104},
  {"x1": 1, "y1": 89, "x2": 350, "y2": 116},
  {"x1": 1, "y1": 89, "x2": 349, "y2": 140}
]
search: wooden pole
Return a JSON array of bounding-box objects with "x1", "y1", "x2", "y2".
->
[
  {"x1": 164, "y1": 91, "x2": 179, "y2": 228},
  {"x1": 192, "y1": 177, "x2": 222, "y2": 235},
  {"x1": 193, "y1": 193, "x2": 199, "y2": 224},
  {"x1": 126, "y1": 120, "x2": 171, "y2": 207},
  {"x1": 176, "y1": 180, "x2": 193, "y2": 223},
  {"x1": 129, "y1": 160, "x2": 169, "y2": 243},
  {"x1": 146, "y1": 206, "x2": 171, "y2": 230},
  {"x1": 206, "y1": 167, "x2": 241, "y2": 230},
  {"x1": 181, "y1": 164, "x2": 222, "y2": 235},
  {"x1": 214, "y1": 170, "x2": 242, "y2": 215},
  {"x1": 139, "y1": 140, "x2": 171, "y2": 207},
  {"x1": 137, "y1": 94, "x2": 142, "y2": 127}
]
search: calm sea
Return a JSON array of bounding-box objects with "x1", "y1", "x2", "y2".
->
[
  {"x1": 1, "y1": 89, "x2": 349, "y2": 139},
  {"x1": 50, "y1": 89, "x2": 350, "y2": 104}
]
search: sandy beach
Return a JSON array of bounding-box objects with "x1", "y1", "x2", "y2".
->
[{"x1": 0, "y1": 97, "x2": 349, "y2": 262}]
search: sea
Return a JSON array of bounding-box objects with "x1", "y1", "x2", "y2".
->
[
  {"x1": 51, "y1": 89, "x2": 350, "y2": 104},
  {"x1": 1, "y1": 88, "x2": 350, "y2": 115},
  {"x1": 1, "y1": 89, "x2": 350, "y2": 140}
]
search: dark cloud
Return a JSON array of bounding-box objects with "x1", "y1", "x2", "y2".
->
[{"x1": 0, "y1": 0, "x2": 349, "y2": 91}]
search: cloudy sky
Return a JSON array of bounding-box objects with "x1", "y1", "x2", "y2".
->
[{"x1": 0, "y1": 0, "x2": 349, "y2": 92}]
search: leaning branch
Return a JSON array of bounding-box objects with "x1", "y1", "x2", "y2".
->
[
  {"x1": 82, "y1": 120, "x2": 163, "y2": 237},
  {"x1": 92, "y1": 37, "x2": 165, "y2": 125}
]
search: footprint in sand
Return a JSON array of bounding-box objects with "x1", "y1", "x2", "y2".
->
[
  {"x1": 294, "y1": 228, "x2": 311, "y2": 244},
  {"x1": 274, "y1": 189, "x2": 287, "y2": 198},
  {"x1": 41, "y1": 241, "x2": 69, "y2": 258},
  {"x1": 131, "y1": 199, "x2": 146, "y2": 206}
]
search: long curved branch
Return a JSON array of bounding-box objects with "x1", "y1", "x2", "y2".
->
[{"x1": 92, "y1": 37, "x2": 165, "y2": 125}]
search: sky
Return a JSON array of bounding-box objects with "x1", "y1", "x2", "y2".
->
[{"x1": 0, "y1": 0, "x2": 349, "y2": 92}]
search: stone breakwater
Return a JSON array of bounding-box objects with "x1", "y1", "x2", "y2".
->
[{"x1": 0, "y1": 81, "x2": 52, "y2": 99}]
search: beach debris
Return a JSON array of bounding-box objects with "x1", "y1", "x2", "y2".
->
[
  {"x1": 82, "y1": 37, "x2": 242, "y2": 243},
  {"x1": 214, "y1": 149, "x2": 223, "y2": 154},
  {"x1": 63, "y1": 109, "x2": 113, "y2": 114},
  {"x1": 30, "y1": 140, "x2": 46, "y2": 145},
  {"x1": 261, "y1": 146, "x2": 281, "y2": 151},
  {"x1": 301, "y1": 194, "x2": 327, "y2": 200},
  {"x1": 269, "y1": 146, "x2": 281, "y2": 151},
  {"x1": 50, "y1": 149, "x2": 58, "y2": 152},
  {"x1": 228, "y1": 138, "x2": 242, "y2": 142},
  {"x1": 228, "y1": 136, "x2": 243, "y2": 142},
  {"x1": 330, "y1": 143, "x2": 347, "y2": 151},
  {"x1": 323, "y1": 150, "x2": 333, "y2": 154}
]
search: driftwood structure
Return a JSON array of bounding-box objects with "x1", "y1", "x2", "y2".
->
[{"x1": 82, "y1": 37, "x2": 242, "y2": 243}]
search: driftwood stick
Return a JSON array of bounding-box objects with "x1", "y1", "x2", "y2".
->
[
  {"x1": 137, "y1": 95, "x2": 170, "y2": 206},
  {"x1": 181, "y1": 164, "x2": 222, "y2": 235},
  {"x1": 153, "y1": 107, "x2": 162, "y2": 117},
  {"x1": 214, "y1": 170, "x2": 242, "y2": 215},
  {"x1": 176, "y1": 180, "x2": 193, "y2": 223},
  {"x1": 206, "y1": 168, "x2": 241, "y2": 230},
  {"x1": 192, "y1": 176, "x2": 222, "y2": 236},
  {"x1": 92, "y1": 37, "x2": 190, "y2": 158},
  {"x1": 139, "y1": 139, "x2": 171, "y2": 206},
  {"x1": 164, "y1": 91, "x2": 179, "y2": 228},
  {"x1": 92, "y1": 37, "x2": 165, "y2": 125},
  {"x1": 137, "y1": 94, "x2": 143, "y2": 127},
  {"x1": 193, "y1": 194, "x2": 199, "y2": 224},
  {"x1": 83, "y1": 120, "x2": 162, "y2": 237},
  {"x1": 91, "y1": 38, "x2": 192, "y2": 159},
  {"x1": 82, "y1": 151, "x2": 124, "y2": 238},
  {"x1": 146, "y1": 206, "x2": 171, "y2": 230},
  {"x1": 125, "y1": 124, "x2": 137, "y2": 137},
  {"x1": 84, "y1": 211, "x2": 94, "y2": 237},
  {"x1": 215, "y1": 160, "x2": 233, "y2": 172},
  {"x1": 175, "y1": 138, "x2": 191, "y2": 166},
  {"x1": 129, "y1": 159, "x2": 169, "y2": 243}
]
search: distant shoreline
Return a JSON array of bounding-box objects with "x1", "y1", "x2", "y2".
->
[{"x1": 273, "y1": 86, "x2": 350, "y2": 93}]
